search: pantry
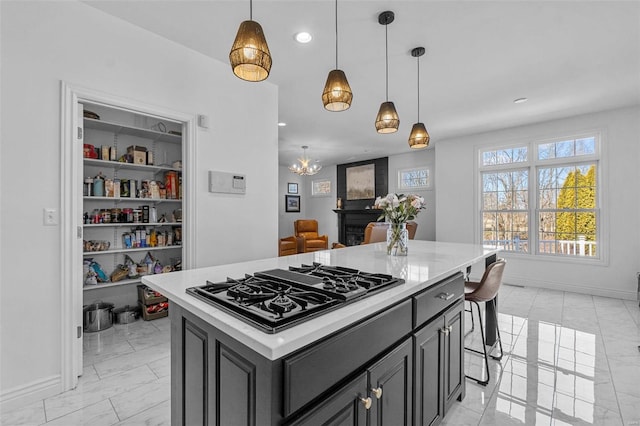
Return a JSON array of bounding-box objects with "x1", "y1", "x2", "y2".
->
[{"x1": 80, "y1": 102, "x2": 187, "y2": 310}]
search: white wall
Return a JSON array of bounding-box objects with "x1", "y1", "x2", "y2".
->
[
  {"x1": 388, "y1": 150, "x2": 436, "y2": 241},
  {"x1": 0, "y1": 1, "x2": 278, "y2": 406},
  {"x1": 436, "y1": 106, "x2": 640, "y2": 299}
]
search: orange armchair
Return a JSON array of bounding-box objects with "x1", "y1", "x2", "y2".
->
[
  {"x1": 294, "y1": 219, "x2": 329, "y2": 253},
  {"x1": 278, "y1": 236, "x2": 298, "y2": 257}
]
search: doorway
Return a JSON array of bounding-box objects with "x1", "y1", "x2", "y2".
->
[{"x1": 60, "y1": 82, "x2": 196, "y2": 390}]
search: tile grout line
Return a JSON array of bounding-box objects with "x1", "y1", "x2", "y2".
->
[{"x1": 107, "y1": 397, "x2": 122, "y2": 424}]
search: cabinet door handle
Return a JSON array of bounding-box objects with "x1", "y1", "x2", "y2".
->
[
  {"x1": 359, "y1": 396, "x2": 372, "y2": 410},
  {"x1": 371, "y1": 387, "x2": 383, "y2": 399},
  {"x1": 440, "y1": 327, "x2": 450, "y2": 336},
  {"x1": 437, "y1": 292, "x2": 454, "y2": 301}
]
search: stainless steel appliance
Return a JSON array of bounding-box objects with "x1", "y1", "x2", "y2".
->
[{"x1": 186, "y1": 263, "x2": 404, "y2": 333}]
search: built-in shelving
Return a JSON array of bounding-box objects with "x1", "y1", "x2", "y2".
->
[{"x1": 81, "y1": 103, "x2": 184, "y2": 301}]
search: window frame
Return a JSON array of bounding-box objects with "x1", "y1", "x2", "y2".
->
[{"x1": 476, "y1": 132, "x2": 606, "y2": 264}]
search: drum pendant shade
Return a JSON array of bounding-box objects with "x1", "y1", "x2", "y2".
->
[
  {"x1": 229, "y1": 20, "x2": 272, "y2": 82},
  {"x1": 408, "y1": 122, "x2": 430, "y2": 149},
  {"x1": 375, "y1": 101, "x2": 400, "y2": 134},
  {"x1": 322, "y1": 70, "x2": 353, "y2": 111}
]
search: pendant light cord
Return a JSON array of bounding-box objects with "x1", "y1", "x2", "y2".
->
[
  {"x1": 335, "y1": 0, "x2": 338, "y2": 69},
  {"x1": 416, "y1": 56, "x2": 420, "y2": 121},
  {"x1": 385, "y1": 23, "x2": 389, "y2": 101},
  {"x1": 249, "y1": 0, "x2": 253, "y2": 20}
]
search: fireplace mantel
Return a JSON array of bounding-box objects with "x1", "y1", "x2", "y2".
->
[{"x1": 333, "y1": 209, "x2": 383, "y2": 245}]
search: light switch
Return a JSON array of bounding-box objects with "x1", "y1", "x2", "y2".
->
[{"x1": 43, "y1": 208, "x2": 58, "y2": 226}]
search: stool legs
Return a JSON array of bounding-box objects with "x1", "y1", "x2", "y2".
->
[
  {"x1": 464, "y1": 303, "x2": 475, "y2": 337},
  {"x1": 464, "y1": 298, "x2": 503, "y2": 386}
]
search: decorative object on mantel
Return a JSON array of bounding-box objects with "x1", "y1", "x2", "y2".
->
[
  {"x1": 289, "y1": 145, "x2": 322, "y2": 176},
  {"x1": 322, "y1": 0, "x2": 353, "y2": 111},
  {"x1": 229, "y1": 0, "x2": 272, "y2": 82},
  {"x1": 408, "y1": 47, "x2": 430, "y2": 149},
  {"x1": 375, "y1": 11, "x2": 400, "y2": 134},
  {"x1": 374, "y1": 193, "x2": 425, "y2": 256}
]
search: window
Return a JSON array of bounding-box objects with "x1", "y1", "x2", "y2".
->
[
  {"x1": 398, "y1": 166, "x2": 431, "y2": 190},
  {"x1": 479, "y1": 135, "x2": 600, "y2": 259}
]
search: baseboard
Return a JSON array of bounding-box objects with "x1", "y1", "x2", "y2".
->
[
  {"x1": 504, "y1": 273, "x2": 637, "y2": 300},
  {"x1": 0, "y1": 375, "x2": 61, "y2": 412}
]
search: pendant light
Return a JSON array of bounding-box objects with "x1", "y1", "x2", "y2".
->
[
  {"x1": 322, "y1": 0, "x2": 353, "y2": 111},
  {"x1": 289, "y1": 146, "x2": 322, "y2": 176},
  {"x1": 375, "y1": 11, "x2": 399, "y2": 134},
  {"x1": 408, "y1": 47, "x2": 430, "y2": 149},
  {"x1": 229, "y1": 0, "x2": 272, "y2": 82}
]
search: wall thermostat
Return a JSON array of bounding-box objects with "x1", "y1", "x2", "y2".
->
[{"x1": 209, "y1": 171, "x2": 246, "y2": 194}]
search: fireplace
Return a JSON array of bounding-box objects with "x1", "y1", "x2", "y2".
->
[{"x1": 333, "y1": 209, "x2": 382, "y2": 246}]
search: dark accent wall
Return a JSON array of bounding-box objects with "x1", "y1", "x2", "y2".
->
[{"x1": 336, "y1": 157, "x2": 388, "y2": 209}]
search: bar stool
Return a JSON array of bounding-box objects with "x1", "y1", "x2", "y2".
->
[{"x1": 464, "y1": 259, "x2": 506, "y2": 386}]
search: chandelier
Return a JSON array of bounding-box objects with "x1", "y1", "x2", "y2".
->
[{"x1": 289, "y1": 146, "x2": 322, "y2": 176}]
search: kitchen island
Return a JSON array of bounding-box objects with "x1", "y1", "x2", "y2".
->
[{"x1": 143, "y1": 240, "x2": 499, "y2": 426}]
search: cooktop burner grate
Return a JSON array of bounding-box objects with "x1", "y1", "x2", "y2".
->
[{"x1": 186, "y1": 263, "x2": 404, "y2": 334}]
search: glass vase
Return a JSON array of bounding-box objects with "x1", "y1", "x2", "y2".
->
[{"x1": 387, "y1": 222, "x2": 408, "y2": 256}]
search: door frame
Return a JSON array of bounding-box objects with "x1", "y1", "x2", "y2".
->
[{"x1": 60, "y1": 81, "x2": 197, "y2": 390}]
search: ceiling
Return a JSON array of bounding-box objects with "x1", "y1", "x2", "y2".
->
[{"x1": 85, "y1": 0, "x2": 640, "y2": 168}]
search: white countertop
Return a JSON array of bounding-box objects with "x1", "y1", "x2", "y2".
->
[{"x1": 142, "y1": 240, "x2": 500, "y2": 360}]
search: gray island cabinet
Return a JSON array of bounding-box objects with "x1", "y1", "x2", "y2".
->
[{"x1": 143, "y1": 241, "x2": 499, "y2": 426}]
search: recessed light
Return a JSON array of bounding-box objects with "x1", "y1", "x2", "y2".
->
[
  {"x1": 294, "y1": 32, "x2": 312, "y2": 44},
  {"x1": 514, "y1": 98, "x2": 528, "y2": 104},
  {"x1": 278, "y1": 122, "x2": 287, "y2": 127}
]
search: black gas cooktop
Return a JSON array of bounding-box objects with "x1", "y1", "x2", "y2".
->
[{"x1": 185, "y1": 263, "x2": 404, "y2": 333}]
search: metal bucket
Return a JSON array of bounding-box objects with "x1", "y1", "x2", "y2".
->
[
  {"x1": 83, "y1": 302, "x2": 114, "y2": 332},
  {"x1": 112, "y1": 305, "x2": 140, "y2": 324}
]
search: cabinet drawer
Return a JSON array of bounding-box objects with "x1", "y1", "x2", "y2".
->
[
  {"x1": 413, "y1": 273, "x2": 464, "y2": 328},
  {"x1": 283, "y1": 299, "x2": 412, "y2": 417}
]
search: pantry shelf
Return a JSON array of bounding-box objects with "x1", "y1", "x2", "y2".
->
[
  {"x1": 83, "y1": 278, "x2": 141, "y2": 291},
  {"x1": 83, "y1": 245, "x2": 182, "y2": 256},
  {"x1": 84, "y1": 222, "x2": 182, "y2": 228},
  {"x1": 84, "y1": 117, "x2": 182, "y2": 144},
  {"x1": 83, "y1": 196, "x2": 182, "y2": 204},
  {"x1": 84, "y1": 158, "x2": 181, "y2": 173}
]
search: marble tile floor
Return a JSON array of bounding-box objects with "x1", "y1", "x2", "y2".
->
[
  {"x1": 1, "y1": 316, "x2": 171, "y2": 426},
  {"x1": 2, "y1": 286, "x2": 639, "y2": 425}
]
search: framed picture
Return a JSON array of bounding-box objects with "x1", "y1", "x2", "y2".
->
[
  {"x1": 346, "y1": 163, "x2": 375, "y2": 200},
  {"x1": 311, "y1": 179, "x2": 331, "y2": 197},
  {"x1": 285, "y1": 195, "x2": 301, "y2": 212},
  {"x1": 287, "y1": 182, "x2": 298, "y2": 194},
  {"x1": 398, "y1": 166, "x2": 432, "y2": 190}
]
